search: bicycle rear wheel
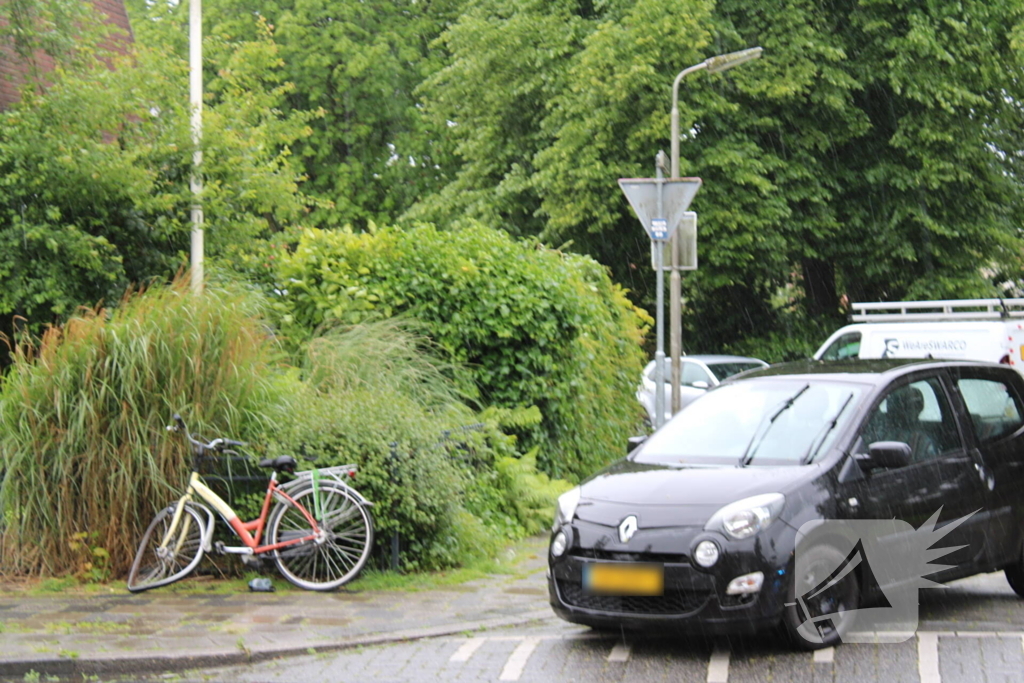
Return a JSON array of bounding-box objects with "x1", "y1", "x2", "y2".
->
[
  {"x1": 267, "y1": 483, "x2": 374, "y2": 591},
  {"x1": 127, "y1": 504, "x2": 206, "y2": 592}
]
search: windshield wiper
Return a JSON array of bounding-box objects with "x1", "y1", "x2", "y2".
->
[
  {"x1": 800, "y1": 392, "x2": 854, "y2": 465},
  {"x1": 739, "y1": 383, "x2": 810, "y2": 467}
]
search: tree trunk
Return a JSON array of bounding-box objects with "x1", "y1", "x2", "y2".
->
[{"x1": 802, "y1": 257, "x2": 839, "y2": 319}]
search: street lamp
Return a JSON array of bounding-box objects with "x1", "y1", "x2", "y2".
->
[
  {"x1": 667, "y1": 47, "x2": 762, "y2": 413},
  {"x1": 189, "y1": 0, "x2": 204, "y2": 294}
]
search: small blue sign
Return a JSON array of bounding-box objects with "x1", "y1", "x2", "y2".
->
[{"x1": 650, "y1": 218, "x2": 668, "y2": 241}]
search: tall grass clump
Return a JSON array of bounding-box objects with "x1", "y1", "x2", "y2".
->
[{"x1": 0, "y1": 279, "x2": 287, "y2": 577}]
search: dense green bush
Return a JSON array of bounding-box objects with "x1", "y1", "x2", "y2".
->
[
  {"x1": 0, "y1": 284, "x2": 568, "y2": 578},
  {"x1": 268, "y1": 323, "x2": 568, "y2": 571},
  {"x1": 272, "y1": 223, "x2": 650, "y2": 480}
]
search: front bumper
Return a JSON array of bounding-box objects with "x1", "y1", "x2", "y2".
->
[{"x1": 548, "y1": 521, "x2": 796, "y2": 634}]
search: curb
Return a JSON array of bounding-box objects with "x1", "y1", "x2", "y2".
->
[{"x1": 0, "y1": 609, "x2": 555, "y2": 678}]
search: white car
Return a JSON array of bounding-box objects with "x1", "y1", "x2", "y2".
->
[{"x1": 637, "y1": 354, "x2": 768, "y2": 426}]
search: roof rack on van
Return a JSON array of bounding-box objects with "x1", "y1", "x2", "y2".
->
[{"x1": 850, "y1": 298, "x2": 1024, "y2": 322}]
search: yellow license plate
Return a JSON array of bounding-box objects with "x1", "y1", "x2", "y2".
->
[{"x1": 583, "y1": 563, "x2": 664, "y2": 596}]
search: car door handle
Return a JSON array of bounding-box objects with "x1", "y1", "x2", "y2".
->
[{"x1": 973, "y1": 461, "x2": 995, "y2": 491}]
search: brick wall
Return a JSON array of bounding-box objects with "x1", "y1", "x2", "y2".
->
[{"x1": 0, "y1": 0, "x2": 133, "y2": 111}]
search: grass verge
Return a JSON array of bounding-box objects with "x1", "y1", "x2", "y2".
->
[{"x1": 0, "y1": 535, "x2": 548, "y2": 597}]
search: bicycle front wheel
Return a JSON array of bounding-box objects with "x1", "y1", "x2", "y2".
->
[
  {"x1": 268, "y1": 483, "x2": 374, "y2": 591},
  {"x1": 127, "y1": 504, "x2": 206, "y2": 592}
]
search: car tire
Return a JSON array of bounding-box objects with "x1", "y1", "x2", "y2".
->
[
  {"x1": 1006, "y1": 545, "x2": 1024, "y2": 598},
  {"x1": 783, "y1": 544, "x2": 860, "y2": 650}
]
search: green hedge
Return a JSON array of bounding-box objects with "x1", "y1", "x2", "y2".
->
[
  {"x1": 0, "y1": 284, "x2": 568, "y2": 578},
  {"x1": 272, "y1": 223, "x2": 650, "y2": 480}
]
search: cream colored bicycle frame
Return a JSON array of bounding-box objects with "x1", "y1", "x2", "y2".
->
[{"x1": 160, "y1": 472, "x2": 233, "y2": 553}]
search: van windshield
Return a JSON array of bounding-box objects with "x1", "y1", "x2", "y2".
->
[{"x1": 635, "y1": 380, "x2": 863, "y2": 466}]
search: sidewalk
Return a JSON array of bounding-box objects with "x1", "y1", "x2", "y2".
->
[{"x1": 0, "y1": 537, "x2": 554, "y2": 679}]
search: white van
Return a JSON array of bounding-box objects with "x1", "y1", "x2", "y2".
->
[{"x1": 813, "y1": 299, "x2": 1024, "y2": 371}]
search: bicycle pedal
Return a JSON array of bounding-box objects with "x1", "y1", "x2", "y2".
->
[{"x1": 240, "y1": 554, "x2": 263, "y2": 567}]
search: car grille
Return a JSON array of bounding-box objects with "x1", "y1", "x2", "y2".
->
[
  {"x1": 570, "y1": 549, "x2": 689, "y2": 564},
  {"x1": 556, "y1": 579, "x2": 710, "y2": 616}
]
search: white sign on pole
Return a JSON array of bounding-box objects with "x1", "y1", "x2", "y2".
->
[
  {"x1": 618, "y1": 178, "x2": 702, "y2": 241},
  {"x1": 651, "y1": 212, "x2": 697, "y2": 271}
]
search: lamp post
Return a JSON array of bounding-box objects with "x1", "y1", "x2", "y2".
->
[
  {"x1": 667, "y1": 47, "x2": 762, "y2": 413},
  {"x1": 189, "y1": 0, "x2": 204, "y2": 294}
]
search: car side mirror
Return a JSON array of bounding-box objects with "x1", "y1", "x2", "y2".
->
[
  {"x1": 860, "y1": 441, "x2": 912, "y2": 470},
  {"x1": 690, "y1": 380, "x2": 710, "y2": 390},
  {"x1": 627, "y1": 435, "x2": 647, "y2": 454}
]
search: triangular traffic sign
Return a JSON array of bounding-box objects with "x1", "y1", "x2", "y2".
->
[{"x1": 618, "y1": 178, "x2": 702, "y2": 241}]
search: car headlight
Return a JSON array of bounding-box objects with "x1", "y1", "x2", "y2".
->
[
  {"x1": 551, "y1": 530, "x2": 568, "y2": 558},
  {"x1": 553, "y1": 487, "x2": 581, "y2": 530},
  {"x1": 705, "y1": 493, "x2": 785, "y2": 540}
]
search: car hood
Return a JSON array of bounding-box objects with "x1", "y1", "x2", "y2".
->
[{"x1": 575, "y1": 459, "x2": 812, "y2": 528}]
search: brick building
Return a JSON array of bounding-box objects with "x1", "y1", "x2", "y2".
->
[{"x1": 0, "y1": 0, "x2": 133, "y2": 110}]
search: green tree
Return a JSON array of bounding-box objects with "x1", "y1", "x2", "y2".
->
[
  {"x1": 127, "y1": 0, "x2": 461, "y2": 230},
  {"x1": 0, "y1": 0, "x2": 105, "y2": 76},
  {"x1": 417, "y1": 0, "x2": 1024, "y2": 352},
  {"x1": 0, "y1": 8, "x2": 316, "y2": 343},
  {"x1": 408, "y1": 0, "x2": 592, "y2": 236}
]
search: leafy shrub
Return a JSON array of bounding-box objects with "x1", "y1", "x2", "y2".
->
[
  {"x1": 272, "y1": 223, "x2": 649, "y2": 480},
  {"x1": 271, "y1": 323, "x2": 568, "y2": 570},
  {"x1": 0, "y1": 280, "x2": 288, "y2": 576},
  {"x1": 0, "y1": 283, "x2": 571, "y2": 578}
]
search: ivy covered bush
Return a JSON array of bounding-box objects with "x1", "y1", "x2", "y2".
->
[{"x1": 271, "y1": 223, "x2": 650, "y2": 480}]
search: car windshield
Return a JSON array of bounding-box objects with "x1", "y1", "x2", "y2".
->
[
  {"x1": 634, "y1": 379, "x2": 863, "y2": 466},
  {"x1": 708, "y1": 361, "x2": 765, "y2": 381}
]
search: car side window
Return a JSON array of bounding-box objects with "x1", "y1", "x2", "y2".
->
[
  {"x1": 821, "y1": 332, "x2": 861, "y2": 361},
  {"x1": 859, "y1": 377, "x2": 961, "y2": 463},
  {"x1": 681, "y1": 361, "x2": 711, "y2": 386},
  {"x1": 956, "y1": 377, "x2": 1024, "y2": 443}
]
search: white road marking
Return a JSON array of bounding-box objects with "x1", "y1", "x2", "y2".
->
[
  {"x1": 499, "y1": 637, "x2": 541, "y2": 681},
  {"x1": 707, "y1": 645, "x2": 730, "y2": 683},
  {"x1": 918, "y1": 632, "x2": 941, "y2": 683},
  {"x1": 449, "y1": 637, "x2": 487, "y2": 662},
  {"x1": 813, "y1": 647, "x2": 834, "y2": 664},
  {"x1": 607, "y1": 642, "x2": 631, "y2": 663}
]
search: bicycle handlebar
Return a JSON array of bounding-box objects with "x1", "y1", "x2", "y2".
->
[{"x1": 167, "y1": 414, "x2": 248, "y2": 457}]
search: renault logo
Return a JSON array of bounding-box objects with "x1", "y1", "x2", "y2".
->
[{"x1": 618, "y1": 515, "x2": 639, "y2": 543}]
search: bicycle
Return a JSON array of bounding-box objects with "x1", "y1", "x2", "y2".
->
[{"x1": 127, "y1": 414, "x2": 374, "y2": 592}]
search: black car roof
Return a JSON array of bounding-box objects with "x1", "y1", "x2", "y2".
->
[{"x1": 725, "y1": 358, "x2": 1013, "y2": 386}]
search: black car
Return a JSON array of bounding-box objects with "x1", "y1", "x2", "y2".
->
[{"x1": 548, "y1": 359, "x2": 1024, "y2": 648}]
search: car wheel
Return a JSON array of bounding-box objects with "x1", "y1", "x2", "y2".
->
[
  {"x1": 1006, "y1": 545, "x2": 1024, "y2": 598},
  {"x1": 783, "y1": 544, "x2": 860, "y2": 650}
]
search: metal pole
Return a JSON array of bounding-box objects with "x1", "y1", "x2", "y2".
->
[
  {"x1": 653, "y1": 152, "x2": 667, "y2": 429},
  {"x1": 668, "y1": 48, "x2": 762, "y2": 415},
  {"x1": 189, "y1": 0, "x2": 204, "y2": 294},
  {"x1": 668, "y1": 64, "x2": 703, "y2": 416},
  {"x1": 670, "y1": 231, "x2": 682, "y2": 412}
]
